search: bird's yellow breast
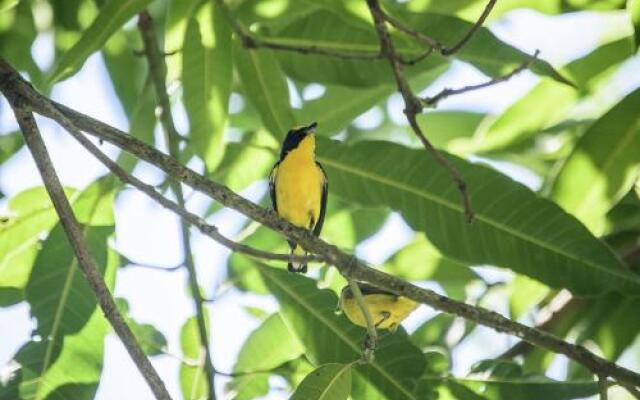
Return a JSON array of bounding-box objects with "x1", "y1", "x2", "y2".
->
[
  {"x1": 275, "y1": 135, "x2": 324, "y2": 229},
  {"x1": 341, "y1": 293, "x2": 418, "y2": 331}
]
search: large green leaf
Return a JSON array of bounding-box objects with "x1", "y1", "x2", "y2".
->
[
  {"x1": 551, "y1": 87, "x2": 640, "y2": 234},
  {"x1": 471, "y1": 37, "x2": 634, "y2": 153},
  {"x1": 315, "y1": 138, "x2": 638, "y2": 295},
  {"x1": 257, "y1": 264, "x2": 426, "y2": 400},
  {"x1": 291, "y1": 363, "x2": 352, "y2": 400},
  {"x1": 182, "y1": 2, "x2": 232, "y2": 172},
  {"x1": 228, "y1": 313, "x2": 304, "y2": 399},
  {"x1": 234, "y1": 43, "x2": 296, "y2": 139},
  {"x1": 49, "y1": 0, "x2": 153, "y2": 83},
  {"x1": 267, "y1": 9, "x2": 567, "y2": 87}
]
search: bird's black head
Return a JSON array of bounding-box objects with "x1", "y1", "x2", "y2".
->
[{"x1": 280, "y1": 122, "x2": 318, "y2": 159}]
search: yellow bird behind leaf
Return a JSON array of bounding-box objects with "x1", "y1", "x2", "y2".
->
[{"x1": 339, "y1": 282, "x2": 419, "y2": 332}]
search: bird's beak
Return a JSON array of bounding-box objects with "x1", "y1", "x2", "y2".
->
[{"x1": 301, "y1": 122, "x2": 318, "y2": 135}]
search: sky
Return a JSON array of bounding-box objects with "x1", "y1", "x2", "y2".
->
[{"x1": 1, "y1": 6, "x2": 639, "y2": 400}]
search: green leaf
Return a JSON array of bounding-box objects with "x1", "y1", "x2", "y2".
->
[
  {"x1": 315, "y1": 138, "x2": 638, "y2": 295},
  {"x1": 629, "y1": 0, "x2": 640, "y2": 49},
  {"x1": 0, "y1": 1, "x2": 43, "y2": 88},
  {"x1": 116, "y1": 298, "x2": 168, "y2": 356},
  {"x1": 49, "y1": 0, "x2": 153, "y2": 83},
  {"x1": 410, "y1": 314, "x2": 456, "y2": 349},
  {"x1": 180, "y1": 316, "x2": 209, "y2": 400},
  {"x1": 269, "y1": 9, "x2": 568, "y2": 87},
  {"x1": 421, "y1": 376, "x2": 598, "y2": 400},
  {"x1": 257, "y1": 264, "x2": 426, "y2": 400},
  {"x1": 164, "y1": 0, "x2": 201, "y2": 81},
  {"x1": 291, "y1": 363, "x2": 352, "y2": 400},
  {"x1": 551, "y1": 88, "x2": 640, "y2": 235},
  {"x1": 228, "y1": 313, "x2": 304, "y2": 400},
  {"x1": 182, "y1": 2, "x2": 233, "y2": 172},
  {"x1": 295, "y1": 65, "x2": 449, "y2": 138},
  {"x1": 0, "y1": 131, "x2": 23, "y2": 165},
  {"x1": 381, "y1": 234, "x2": 479, "y2": 299},
  {"x1": 209, "y1": 130, "x2": 278, "y2": 192},
  {"x1": 18, "y1": 225, "x2": 116, "y2": 399},
  {"x1": 234, "y1": 43, "x2": 296, "y2": 139},
  {"x1": 508, "y1": 275, "x2": 549, "y2": 319},
  {"x1": 473, "y1": 37, "x2": 634, "y2": 153}
]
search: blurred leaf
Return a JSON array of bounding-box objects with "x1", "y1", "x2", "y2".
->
[
  {"x1": 49, "y1": 0, "x2": 153, "y2": 82},
  {"x1": 418, "y1": 111, "x2": 487, "y2": 151},
  {"x1": 234, "y1": 43, "x2": 296, "y2": 139},
  {"x1": 296, "y1": 64, "x2": 449, "y2": 138},
  {"x1": 164, "y1": 0, "x2": 201, "y2": 81},
  {"x1": 51, "y1": 0, "x2": 84, "y2": 31},
  {"x1": 316, "y1": 138, "x2": 638, "y2": 295},
  {"x1": 116, "y1": 298, "x2": 167, "y2": 356},
  {"x1": 472, "y1": 37, "x2": 634, "y2": 153},
  {"x1": 629, "y1": 0, "x2": 640, "y2": 49},
  {"x1": 290, "y1": 363, "x2": 352, "y2": 400},
  {"x1": 215, "y1": 134, "x2": 275, "y2": 188},
  {"x1": 0, "y1": 1, "x2": 42, "y2": 87},
  {"x1": 209, "y1": 130, "x2": 278, "y2": 192},
  {"x1": 321, "y1": 204, "x2": 389, "y2": 250},
  {"x1": 228, "y1": 313, "x2": 304, "y2": 400},
  {"x1": 551, "y1": 87, "x2": 640, "y2": 235},
  {"x1": 508, "y1": 275, "x2": 549, "y2": 320},
  {"x1": 381, "y1": 234, "x2": 478, "y2": 299},
  {"x1": 183, "y1": 2, "x2": 232, "y2": 172},
  {"x1": 410, "y1": 314, "x2": 456, "y2": 349},
  {"x1": 421, "y1": 376, "x2": 598, "y2": 400},
  {"x1": 180, "y1": 316, "x2": 209, "y2": 400},
  {"x1": 257, "y1": 264, "x2": 426, "y2": 400},
  {"x1": 0, "y1": 131, "x2": 23, "y2": 165}
]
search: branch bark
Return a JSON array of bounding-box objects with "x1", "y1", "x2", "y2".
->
[
  {"x1": 3, "y1": 97, "x2": 172, "y2": 400},
  {"x1": 365, "y1": 0, "x2": 474, "y2": 222},
  {"x1": 137, "y1": 11, "x2": 216, "y2": 400},
  {"x1": 2, "y1": 59, "x2": 640, "y2": 391}
]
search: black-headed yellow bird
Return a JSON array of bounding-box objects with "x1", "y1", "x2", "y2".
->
[
  {"x1": 269, "y1": 122, "x2": 328, "y2": 273},
  {"x1": 340, "y1": 282, "x2": 418, "y2": 331}
]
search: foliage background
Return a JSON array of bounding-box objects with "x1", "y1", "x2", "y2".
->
[{"x1": 1, "y1": 0, "x2": 640, "y2": 399}]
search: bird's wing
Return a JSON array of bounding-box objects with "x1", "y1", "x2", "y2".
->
[
  {"x1": 269, "y1": 161, "x2": 280, "y2": 213},
  {"x1": 313, "y1": 161, "x2": 328, "y2": 237}
]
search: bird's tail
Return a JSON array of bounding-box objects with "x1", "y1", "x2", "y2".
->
[{"x1": 288, "y1": 242, "x2": 307, "y2": 273}]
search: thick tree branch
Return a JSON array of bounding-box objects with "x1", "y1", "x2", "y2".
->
[
  {"x1": 3, "y1": 100, "x2": 172, "y2": 400},
  {"x1": 2, "y1": 60, "x2": 640, "y2": 391},
  {"x1": 137, "y1": 11, "x2": 216, "y2": 399},
  {"x1": 366, "y1": 0, "x2": 474, "y2": 222}
]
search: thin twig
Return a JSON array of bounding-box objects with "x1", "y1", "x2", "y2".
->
[
  {"x1": 6, "y1": 104, "x2": 172, "y2": 400},
  {"x1": 126, "y1": 263, "x2": 184, "y2": 272},
  {"x1": 365, "y1": 0, "x2": 474, "y2": 222},
  {"x1": 348, "y1": 279, "x2": 378, "y2": 362},
  {"x1": 137, "y1": 12, "x2": 216, "y2": 400},
  {"x1": 4, "y1": 61, "x2": 640, "y2": 391},
  {"x1": 422, "y1": 50, "x2": 540, "y2": 107},
  {"x1": 441, "y1": 0, "x2": 498, "y2": 56}
]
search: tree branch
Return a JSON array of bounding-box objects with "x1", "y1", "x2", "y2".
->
[
  {"x1": 4, "y1": 100, "x2": 172, "y2": 400},
  {"x1": 441, "y1": 0, "x2": 498, "y2": 56},
  {"x1": 3, "y1": 59, "x2": 640, "y2": 390},
  {"x1": 366, "y1": 0, "x2": 474, "y2": 222},
  {"x1": 214, "y1": 0, "x2": 382, "y2": 61},
  {"x1": 422, "y1": 50, "x2": 540, "y2": 107},
  {"x1": 137, "y1": 11, "x2": 216, "y2": 399}
]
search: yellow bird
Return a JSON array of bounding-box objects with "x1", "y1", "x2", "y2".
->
[
  {"x1": 340, "y1": 282, "x2": 419, "y2": 331},
  {"x1": 269, "y1": 122, "x2": 328, "y2": 273}
]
